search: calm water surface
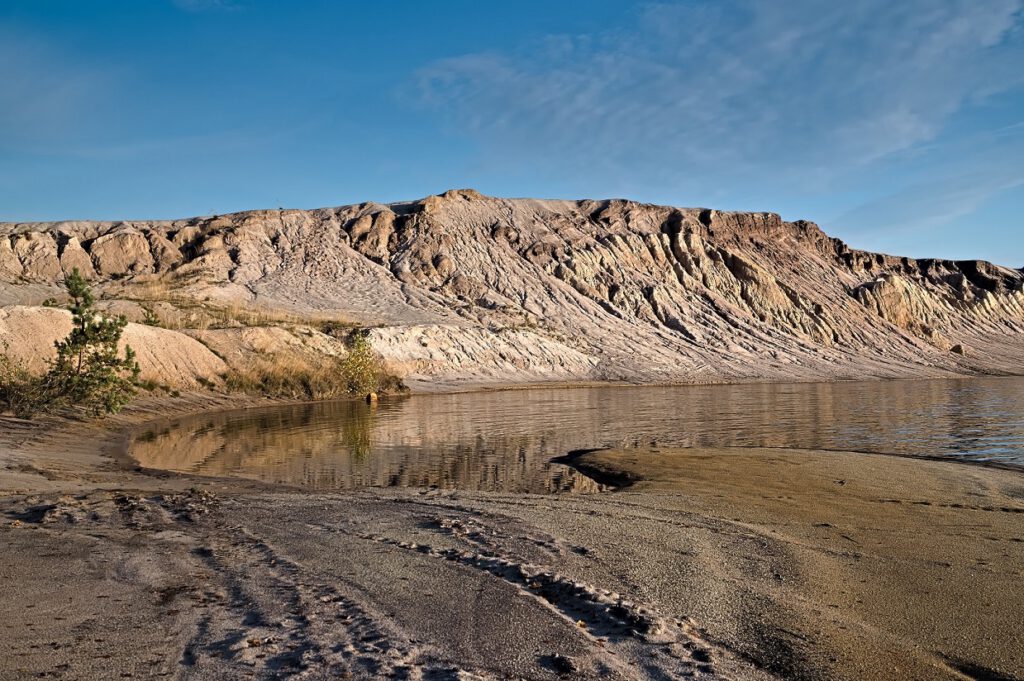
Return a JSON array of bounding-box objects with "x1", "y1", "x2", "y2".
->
[{"x1": 131, "y1": 377, "x2": 1024, "y2": 493}]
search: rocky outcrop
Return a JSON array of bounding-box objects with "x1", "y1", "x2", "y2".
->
[{"x1": 1, "y1": 190, "x2": 1022, "y2": 389}]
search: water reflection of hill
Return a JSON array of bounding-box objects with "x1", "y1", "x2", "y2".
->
[
  {"x1": 131, "y1": 379, "x2": 1024, "y2": 493},
  {"x1": 130, "y1": 399, "x2": 605, "y2": 493}
]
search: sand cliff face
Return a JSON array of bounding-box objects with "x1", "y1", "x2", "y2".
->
[{"x1": 1, "y1": 189, "x2": 1022, "y2": 389}]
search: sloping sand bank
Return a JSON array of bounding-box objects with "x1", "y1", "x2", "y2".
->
[
  {"x1": 1, "y1": 419, "x2": 1022, "y2": 679},
  {"x1": 568, "y1": 447, "x2": 1024, "y2": 680}
]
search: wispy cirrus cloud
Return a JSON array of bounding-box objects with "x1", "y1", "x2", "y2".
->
[
  {"x1": 833, "y1": 119, "x2": 1024, "y2": 243},
  {"x1": 836, "y1": 171, "x2": 1024, "y2": 240},
  {"x1": 417, "y1": 0, "x2": 1024, "y2": 193}
]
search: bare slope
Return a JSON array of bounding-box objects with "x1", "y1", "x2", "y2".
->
[{"x1": 2, "y1": 189, "x2": 1022, "y2": 388}]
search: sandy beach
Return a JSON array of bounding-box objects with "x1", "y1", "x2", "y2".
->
[{"x1": 1, "y1": 401, "x2": 1022, "y2": 681}]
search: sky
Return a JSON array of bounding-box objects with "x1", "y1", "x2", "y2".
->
[{"x1": 1, "y1": 1, "x2": 1022, "y2": 266}]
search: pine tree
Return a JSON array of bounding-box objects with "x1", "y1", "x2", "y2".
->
[{"x1": 37, "y1": 269, "x2": 140, "y2": 415}]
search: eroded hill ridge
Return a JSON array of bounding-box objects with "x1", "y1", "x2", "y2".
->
[{"x1": 1, "y1": 189, "x2": 1022, "y2": 390}]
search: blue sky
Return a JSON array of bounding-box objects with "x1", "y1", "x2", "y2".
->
[{"x1": 2, "y1": 1, "x2": 1022, "y2": 266}]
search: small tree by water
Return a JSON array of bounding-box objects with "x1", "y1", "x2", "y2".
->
[
  {"x1": 1, "y1": 269, "x2": 140, "y2": 417},
  {"x1": 339, "y1": 329, "x2": 386, "y2": 396}
]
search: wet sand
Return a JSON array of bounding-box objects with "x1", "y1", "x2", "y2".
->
[
  {"x1": 569, "y1": 447, "x2": 1024, "y2": 680},
  {"x1": 1, "y1": 409, "x2": 1022, "y2": 679}
]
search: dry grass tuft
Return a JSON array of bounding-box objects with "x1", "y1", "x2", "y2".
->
[{"x1": 223, "y1": 333, "x2": 405, "y2": 400}]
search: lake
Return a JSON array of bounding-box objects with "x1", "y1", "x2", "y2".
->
[{"x1": 130, "y1": 377, "x2": 1024, "y2": 493}]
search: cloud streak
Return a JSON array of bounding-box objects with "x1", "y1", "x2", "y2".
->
[
  {"x1": 418, "y1": 0, "x2": 1024, "y2": 193},
  {"x1": 835, "y1": 170, "x2": 1024, "y2": 240}
]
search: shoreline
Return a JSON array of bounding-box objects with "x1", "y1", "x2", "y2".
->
[
  {"x1": 403, "y1": 370, "x2": 1024, "y2": 396},
  {"x1": 1, "y1": 384, "x2": 1023, "y2": 679},
  {"x1": 6, "y1": 370, "x2": 1024, "y2": 494}
]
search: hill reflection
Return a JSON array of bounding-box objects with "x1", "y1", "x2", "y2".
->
[{"x1": 131, "y1": 378, "x2": 1024, "y2": 493}]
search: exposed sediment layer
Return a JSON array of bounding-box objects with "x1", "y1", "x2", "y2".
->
[{"x1": 2, "y1": 189, "x2": 1022, "y2": 388}]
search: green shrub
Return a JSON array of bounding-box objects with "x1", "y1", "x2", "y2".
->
[{"x1": 339, "y1": 330, "x2": 388, "y2": 395}]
